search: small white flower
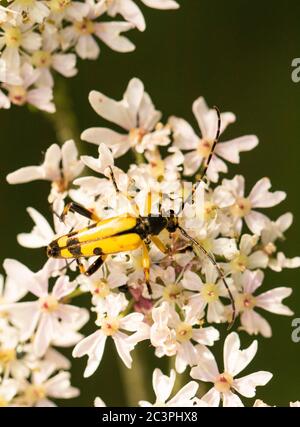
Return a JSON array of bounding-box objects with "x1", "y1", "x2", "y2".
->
[
  {"x1": 150, "y1": 302, "x2": 219, "y2": 373},
  {"x1": 79, "y1": 264, "x2": 128, "y2": 305},
  {"x1": 139, "y1": 368, "x2": 198, "y2": 407},
  {"x1": 236, "y1": 270, "x2": 293, "y2": 337},
  {"x1": 8, "y1": 0, "x2": 50, "y2": 24},
  {"x1": 61, "y1": 0, "x2": 134, "y2": 60},
  {"x1": 81, "y1": 78, "x2": 165, "y2": 156},
  {"x1": 214, "y1": 175, "x2": 286, "y2": 235},
  {"x1": 225, "y1": 234, "x2": 268, "y2": 275},
  {"x1": 0, "y1": 23, "x2": 41, "y2": 84},
  {"x1": 31, "y1": 47, "x2": 77, "y2": 88},
  {"x1": 181, "y1": 264, "x2": 230, "y2": 323},
  {"x1": 73, "y1": 293, "x2": 145, "y2": 377},
  {"x1": 170, "y1": 96, "x2": 258, "y2": 182},
  {"x1": 2, "y1": 63, "x2": 55, "y2": 112},
  {"x1": 7, "y1": 139, "x2": 83, "y2": 201},
  {"x1": 191, "y1": 332, "x2": 273, "y2": 407},
  {"x1": 16, "y1": 362, "x2": 79, "y2": 407},
  {"x1": 1, "y1": 261, "x2": 86, "y2": 357},
  {"x1": 260, "y1": 213, "x2": 300, "y2": 271}
]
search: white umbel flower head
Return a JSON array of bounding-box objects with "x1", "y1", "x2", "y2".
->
[{"x1": 191, "y1": 332, "x2": 273, "y2": 407}]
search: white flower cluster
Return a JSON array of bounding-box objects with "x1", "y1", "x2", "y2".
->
[
  {"x1": 2, "y1": 77, "x2": 299, "y2": 407},
  {"x1": 0, "y1": 0, "x2": 178, "y2": 112}
]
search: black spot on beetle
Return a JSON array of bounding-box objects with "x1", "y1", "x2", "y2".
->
[
  {"x1": 67, "y1": 237, "x2": 80, "y2": 247},
  {"x1": 93, "y1": 247, "x2": 102, "y2": 255},
  {"x1": 67, "y1": 238, "x2": 82, "y2": 256},
  {"x1": 47, "y1": 242, "x2": 60, "y2": 258},
  {"x1": 69, "y1": 245, "x2": 82, "y2": 257}
]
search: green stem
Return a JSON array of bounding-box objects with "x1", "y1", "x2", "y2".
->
[
  {"x1": 44, "y1": 77, "x2": 80, "y2": 145},
  {"x1": 132, "y1": 149, "x2": 145, "y2": 165},
  {"x1": 68, "y1": 287, "x2": 87, "y2": 300},
  {"x1": 118, "y1": 345, "x2": 149, "y2": 407},
  {"x1": 168, "y1": 356, "x2": 186, "y2": 394},
  {"x1": 122, "y1": 298, "x2": 134, "y2": 316}
]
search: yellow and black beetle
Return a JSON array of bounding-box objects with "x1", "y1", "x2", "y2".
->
[{"x1": 47, "y1": 107, "x2": 236, "y2": 324}]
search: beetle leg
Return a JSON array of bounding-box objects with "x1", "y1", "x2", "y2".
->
[
  {"x1": 76, "y1": 258, "x2": 86, "y2": 275},
  {"x1": 76, "y1": 256, "x2": 107, "y2": 276},
  {"x1": 61, "y1": 202, "x2": 100, "y2": 222},
  {"x1": 141, "y1": 241, "x2": 152, "y2": 295},
  {"x1": 151, "y1": 236, "x2": 168, "y2": 254}
]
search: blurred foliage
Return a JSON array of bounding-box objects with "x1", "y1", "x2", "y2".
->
[{"x1": 0, "y1": 0, "x2": 299, "y2": 406}]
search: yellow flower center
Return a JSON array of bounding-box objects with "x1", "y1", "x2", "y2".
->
[
  {"x1": 237, "y1": 293, "x2": 256, "y2": 311},
  {"x1": 198, "y1": 139, "x2": 213, "y2": 158},
  {"x1": 230, "y1": 252, "x2": 249, "y2": 273},
  {"x1": 100, "y1": 316, "x2": 120, "y2": 336},
  {"x1": 92, "y1": 279, "x2": 110, "y2": 298},
  {"x1": 74, "y1": 19, "x2": 95, "y2": 35},
  {"x1": 263, "y1": 242, "x2": 276, "y2": 256},
  {"x1": 23, "y1": 385, "x2": 46, "y2": 406},
  {"x1": 201, "y1": 283, "x2": 219, "y2": 303},
  {"x1": 31, "y1": 50, "x2": 52, "y2": 68},
  {"x1": 8, "y1": 86, "x2": 27, "y2": 106},
  {"x1": 214, "y1": 372, "x2": 234, "y2": 393},
  {"x1": 0, "y1": 348, "x2": 16, "y2": 365},
  {"x1": 176, "y1": 322, "x2": 193, "y2": 343},
  {"x1": 49, "y1": 0, "x2": 71, "y2": 12},
  {"x1": 5, "y1": 27, "x2": 22, "y2": 48},
  {"x1": 129, "y1": 128, "x2": 146, "y2": 147},
  {"x1": 39, "y1": 295, "x2": 59, "y2": 313},
  {"x1": 163, "y1": 284, "x2": 182, "y2": 302},
  {"x1": 149, "y1": 158, "x2": 165, "y2": 180},
  {"x1": 230, "y1": 197, "x2": 252, "y2": 218},
  {"x1": 52, "y1": 177, "x2": 69, "y2": 194},
  {"x1": 204, "y1": 202, "x2": 217, "y2": 221}
]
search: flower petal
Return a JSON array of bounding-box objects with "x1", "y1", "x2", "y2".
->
[
  {"x1": 224, "y1": 332, "x2": 258, "y2": 377},
  {"x1": 233, "y1": 371, "x2": 273, "y2": 398}
]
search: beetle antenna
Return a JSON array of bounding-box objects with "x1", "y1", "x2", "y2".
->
[
  {"x1": 179, "y1": 106, "x2": 221, "y2": 212},
  {"x1": 50, "y1": 203, "x2": 63, "y2": 222},
  {"x1": 108, "y1": 166, "x2": 120, "y2": 193},
  {"x1": 198, "y1": 106, "x2": 221, "y2": 181},
  {"x1": 178, "y1": 225, "x2": 236, "y2": 328},
  {"x1": 56, "y1": 259, "x2": 76, "y2": 274}
]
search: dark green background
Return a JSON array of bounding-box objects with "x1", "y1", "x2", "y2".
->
[{"x1": 0, "y1": 0, "x2": 299, "y2": 406}]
